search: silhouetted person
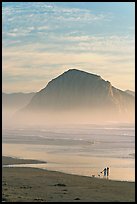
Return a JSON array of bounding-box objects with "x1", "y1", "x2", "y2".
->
[
  {"x1": 101, "y1": 168, "x2": 107, "y2": 178},
  {"x1": 107, "y1": 167, "x2": 109, "y2": 179}
]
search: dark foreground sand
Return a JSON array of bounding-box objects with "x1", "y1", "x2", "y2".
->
[{"x1": 2, "y1": 157, "x2": 135, "y2": 202}]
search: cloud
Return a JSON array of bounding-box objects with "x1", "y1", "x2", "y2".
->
[
  {"x1": 2, "y1": 2, "x2": 135, "y2": 92},
  {"x1": 2, "y1": 38, "x2": 135, "y2": 93},
  {"x1": 50, "y1": 34, "x2": 134, "y2": 54},
  {"x1": 2, "y1": 2, "x2": 110, "y2": 43},
  {"x1": 37, "y1": 26, "x2": 50, "y2": 31},
  {"x1": 7, "y1": 32, "x2": 17, "y2": 37}
]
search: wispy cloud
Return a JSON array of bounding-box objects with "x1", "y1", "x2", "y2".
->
[
  {"x1": 2, "y1": 2, "x2": 111, "y2": 45},
  {"x1": 47, "y1": 34, "x2": 134, "y2": 55},
  {"x1": 2, "y1": 2, "x2": 135, "y2": 92},
  {"x1": 3, "y1": 36, "x2": 135, "y2": 93}
]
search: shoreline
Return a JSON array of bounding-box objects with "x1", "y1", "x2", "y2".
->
[
  {"x1": 2, "y1": 156, "x2": 47, "y2": 165},
  {"x1": 2, "y1": 155, "x2": 135, "y2": 182},
  {"x1": 2, "y1": 156, "x2": 135, "y2": 202}
]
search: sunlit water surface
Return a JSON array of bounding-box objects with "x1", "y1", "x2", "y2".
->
[{"x1": 2, "y1": 123, "x2": 135, "y2": 182}]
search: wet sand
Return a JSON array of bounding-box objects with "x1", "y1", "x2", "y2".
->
[
  {"x1": 2, "y1": 156, "x2": 135, "y2": 202},
  {"x1": 2, "y1": 156, "x2": 46, "y2": 165}
]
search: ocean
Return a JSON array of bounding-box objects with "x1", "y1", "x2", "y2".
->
[{"x1": 2, "y1": 123, "x2": 135, "y2": 182}]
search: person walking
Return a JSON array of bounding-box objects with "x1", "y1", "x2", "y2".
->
[
  {"x1": 100, "y1": 168, "x2": 107, "y2": 178},
  {"x1": 107, "y1": 167, "x2": 109, "y2": 179}
]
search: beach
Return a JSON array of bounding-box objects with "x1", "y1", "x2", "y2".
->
[
  {"x1": 2, "y1": 156, "x2": 135, "y2": 202},
  {"x1": 2, "y1": 124, "x2": 135, "y2": 202},
  {"x1": 2, "y1": 124, "x2": 135, "y2": 182}
]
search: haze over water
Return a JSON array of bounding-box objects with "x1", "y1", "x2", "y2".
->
[{"x1": 2, "y1": 123, "x2": 135, "y2": 182}]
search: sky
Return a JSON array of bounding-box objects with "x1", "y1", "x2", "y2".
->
[{"x1": 2, "y1": 2, "x2": 135, "y2": 93}]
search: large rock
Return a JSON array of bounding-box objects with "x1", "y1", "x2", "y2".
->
[{"x1": 17, "y1": 69, "x2": 135, "y2": 123}]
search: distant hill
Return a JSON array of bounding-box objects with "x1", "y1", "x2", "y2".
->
[
  {"x1": 125, "y1": 90, "x2": 135, "y2": 97},
  {"x1": 19, "y1": 69, "x2": 134, "y2": 123},
  {"x1": 2, "y1": 92, "x2": 35, "y2": 112}
]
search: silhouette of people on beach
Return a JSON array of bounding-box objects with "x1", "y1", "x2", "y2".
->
[
  {"x1": 100, "y1": 167, "x2": 110, "y2": 179},
  {"x1": 101, "y1": 167, "x2": 107, "y2": 177}
]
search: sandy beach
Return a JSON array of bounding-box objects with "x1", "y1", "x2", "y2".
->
[{"x1": 2, "y1": 156, "x2": 135, "y2": 202}]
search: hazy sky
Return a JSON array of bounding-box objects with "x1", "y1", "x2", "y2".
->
[{"x1": 2, "y1": 2, "x2": 135, "y2": 93}]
